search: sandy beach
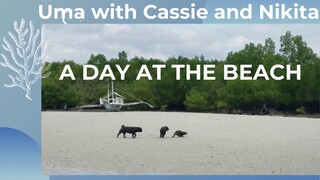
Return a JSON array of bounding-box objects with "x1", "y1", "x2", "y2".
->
[{"x1": 42, "y1": 112, "x2": 320, "y2": 175}]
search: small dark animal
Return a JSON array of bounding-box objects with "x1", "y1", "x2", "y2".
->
[
  {"x1": 160, "y1": 126, "x2": 169, "y2": 138},
  {"x1": 172, "y1": 130, "x2": 187, "y2": 137},
  {"x1": 117, "y1": 125, "x2": 142, "y2": 138}
]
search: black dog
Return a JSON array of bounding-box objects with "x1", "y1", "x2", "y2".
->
[
  {"x1": 160, "y1": 126, "x2": 169, "y2": 138},
  {"x1": 117, "y1": 125, "x2": 142, "y2": 138},
  {"x1": 172, "y1": 130, "x2": 187, "y2": 137}
]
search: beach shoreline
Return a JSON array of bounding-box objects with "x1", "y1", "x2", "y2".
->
[
  {"x1": 42, "y1": 109, "x2": 320, "y2": 119},
  {"x1": 42, "y1": 111, "x2": 320, "y2": 175}
]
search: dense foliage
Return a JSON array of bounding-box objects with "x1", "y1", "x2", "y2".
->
[{"x1": 42, "y1": 32, "x2": 319, "y2": 114}]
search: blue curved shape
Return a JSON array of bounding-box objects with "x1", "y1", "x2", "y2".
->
[{"x1": 0, "y1": 127, "x2": 48, "y2": 180}]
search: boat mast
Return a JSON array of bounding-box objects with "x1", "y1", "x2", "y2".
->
[
  {"x1": 111, "y1": 81, "x2": 114, "y2": 100},
  {"x1": 107, "y1": 80, "x2": 110, "y2": 102}
]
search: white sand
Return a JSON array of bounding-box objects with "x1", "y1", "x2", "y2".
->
[{"x1": 42, "y1": 112, "x2": 320, "y2": 175}]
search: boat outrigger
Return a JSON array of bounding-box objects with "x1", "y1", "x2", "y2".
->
[{"x1": 75, "y1": 81, "x2": 153, "y2": 112}]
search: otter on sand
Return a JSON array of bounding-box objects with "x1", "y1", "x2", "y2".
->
[
  {"x1": 116, "y1": 125, "x2": 142, "y2": 138},
  {"x1": 160, "y1": 126, "x2": 169, "y2": 138},
  {"x1": 172, "y1": 130, "x2": 187, "y2": 137}
]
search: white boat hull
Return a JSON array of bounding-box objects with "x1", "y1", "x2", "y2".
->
[
  {"x1": 103, "y1": 101, "x2": 122, "y2": 112},
  {"x1": 97, "y1": 81, "x2": 153, "y2": 112}
]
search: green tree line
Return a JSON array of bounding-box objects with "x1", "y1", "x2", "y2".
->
[{"x1": 42, "y1": 31, "x2": 319, "y2": 114}]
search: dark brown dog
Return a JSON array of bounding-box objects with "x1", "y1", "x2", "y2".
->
[
  {"x1": 172, "y1": 130, "x2": 187, "y2": 137},
  {"x1": 160, "y1": 126, "x2": 169, "y2": 138},
  {"x1": 117, "y1": 125, "x2": 142, "y2": 138}
]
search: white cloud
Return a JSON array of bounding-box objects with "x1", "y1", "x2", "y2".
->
[
  {"x1": 43, "y1": 24, "x2": 320, "y2": 64},
  {"x1": 227, "y1": 35, "x2": 248, "y2": 49}
]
